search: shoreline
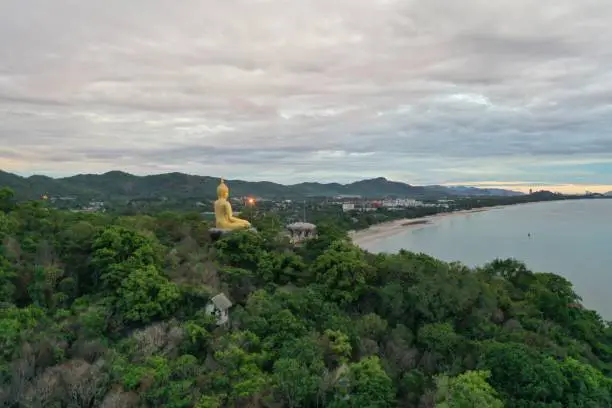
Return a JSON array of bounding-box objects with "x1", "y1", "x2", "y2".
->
[{"x1": 349, "y1": 206, "x2": 505, "y2": 247}]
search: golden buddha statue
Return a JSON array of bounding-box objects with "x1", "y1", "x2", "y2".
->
[{"x1": 214, "y1": 178, "x2": 251, "y2": 230}]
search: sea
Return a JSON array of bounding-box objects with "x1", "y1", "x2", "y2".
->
[{"x1": 361, "y1": 199, "x2": 612, "y2": 320}]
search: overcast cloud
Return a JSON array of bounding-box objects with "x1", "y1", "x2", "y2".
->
[{"x1": 1, "y1": 0, "x2": 612, "y2": 190}]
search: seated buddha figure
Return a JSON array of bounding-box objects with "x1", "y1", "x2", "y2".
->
[{"x1": 214, "y1": 179, "x2": 251, "y2": 230}]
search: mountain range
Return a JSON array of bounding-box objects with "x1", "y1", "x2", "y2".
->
[
  {"x1": 0, "y1": 170, "x2": 523, "y2": 200},
  {"x1": 435, "y1": 185, "x2": 525, "y2": 197}
]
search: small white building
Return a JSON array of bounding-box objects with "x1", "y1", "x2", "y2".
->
[
  {"x1": 205, "y1": 293, "x2": 233, "y2": 326},
  {"x1": 342, "y1": 203, "x2": 355, "y2": 212}
]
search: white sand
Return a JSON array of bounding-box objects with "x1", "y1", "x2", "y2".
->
[{"x1": 349, "y1": 207, "x2": 497, "y2": 247}]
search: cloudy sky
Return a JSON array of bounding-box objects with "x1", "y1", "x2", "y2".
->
[{"x1": 1, "y1": 0, "x2": 612, "y2": 192}]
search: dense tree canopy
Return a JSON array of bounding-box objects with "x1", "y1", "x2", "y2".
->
[{"x1": 0, "y1": 196, "x2": 611, "y2": 407}]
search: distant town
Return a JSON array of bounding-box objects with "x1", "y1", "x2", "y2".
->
[{"x1": 40, "y1": 189, "x2": 609, "y2": 227}]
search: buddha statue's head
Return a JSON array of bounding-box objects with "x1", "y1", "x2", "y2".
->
[{"x1": 217, "y1": 178, "x2": 229, "y2": 199}]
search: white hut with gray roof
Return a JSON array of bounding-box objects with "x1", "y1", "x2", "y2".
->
[{"x1": 205, "y1": 293, "x2": 233, "y2": 326}]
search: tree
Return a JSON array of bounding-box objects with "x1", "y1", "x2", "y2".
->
[
  {"x1": 58, "y1": 220, "x2": 98, "y2": 292},
  {"x1": 115, "y1": 265, "x2": 180, "y2": 324},
  {"x1": 310, "y1": 240, "x2": 374, "y2": 304},
  {"x1": 90, "y1": 226, "x2": 162, "y2": 291},
  {"x1": 213, "y1": 229, "x2": 266, "y2": 271},
  {"x1": 417, "y1": 322, "x2": 465, "y2": 372},
  {"x1": 0, "y1": 210, "x2": 18, "y2": 240},
  {"x1": 559, "y1": 357, "x2": 612, "y2": 407},
  {"x1": 329, "y1": 356, "x2": 396, "y2": 408},
  {"x1": 0, "y1": 255, "x2": 16, "y2": 305},
  {"x1": 0, "y1": 305, "x2": 46, "y2": 360},
  {"x1": 435, "y1": 370, "x2": 504, "y2": 408},
  {"x1": 0, "y1": 187, "x2": 15, "y2": 212},
  {"x1": 195, "y1": 395, "x2": 224, "y2": 408},
  {"x1": 251, "y1": 212, "x2": 284, "y2": 243},
  {"x1": 302, "y1": 220, "x2": 348, "y2": 260},
  {"x1": 273, "y1": 358, "x2": 321, "y2": 407},
  {"x1": 480, "y1": 342, "x2": 566, "y2": 405},
  {"x1": 322, "y1": 329, "x2": 352, "y2": 366},
  {"x1": 213, "y1": 331, "x2": 269, "y2": 405},
  {"x1": 481, "y1": 259, "x2": 535, "y2": 295}
]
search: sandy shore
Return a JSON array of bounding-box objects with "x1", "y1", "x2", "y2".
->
[{"x1": 349, "y1": 207, "x2": 502, "y2": 247}]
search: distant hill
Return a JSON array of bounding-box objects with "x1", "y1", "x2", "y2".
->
[
  {"x1": 605, "y1": 191, "x2": 612, "y2": 197},
  {"x1": 437, "y1": 185, "x2": 524, "y2": 197},
  {"x1": 0, "y1": 170, "x2": 522, "y2": 200},
  {"x1": 291, "y1": 177, "x2": 431, "y2": 198}
]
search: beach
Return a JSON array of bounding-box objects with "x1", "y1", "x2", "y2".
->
[{"x1": 349, "y1": 207, "x2": 493, "y2": 247}]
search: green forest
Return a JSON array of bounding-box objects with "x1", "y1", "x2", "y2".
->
[{"x1": 1, "y1": 186, "x2": 612, "y2": 408}]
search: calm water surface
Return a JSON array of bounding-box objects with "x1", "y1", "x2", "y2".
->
[{"x1": 363, "y1": 199, "x2": 612, "y2": 319}]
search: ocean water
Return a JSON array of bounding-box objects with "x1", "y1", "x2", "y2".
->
[{"x1": 362, "y1": 199, "x2": 612, "y2": 319}]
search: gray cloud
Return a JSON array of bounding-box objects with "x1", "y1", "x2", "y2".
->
[{"x1": 1, "y1": 0, "x2": 612, "y2": 189}]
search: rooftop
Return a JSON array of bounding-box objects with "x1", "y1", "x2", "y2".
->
[
  {"x1": 286, "y1": 222, "x2": 317, "y2": 230},
  {"x1": 211, "y1": 293, "x2": 232, "y2": 310}
]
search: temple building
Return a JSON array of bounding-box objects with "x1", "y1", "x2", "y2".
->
[{"x1": 286, "y1": 222, "x2": 317, "y2": 245}]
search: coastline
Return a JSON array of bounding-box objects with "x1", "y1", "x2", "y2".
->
[{"x1": 349, "y1": 206, "x2": 502, "y2": 247}]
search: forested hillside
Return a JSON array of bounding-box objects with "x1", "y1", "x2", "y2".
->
[
  {"x1": 0, "y1": 170, "x2": 521, "y2": 200},
  {"x1": 1, "y1": 186, "x2": 611, "y2": 408}
]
